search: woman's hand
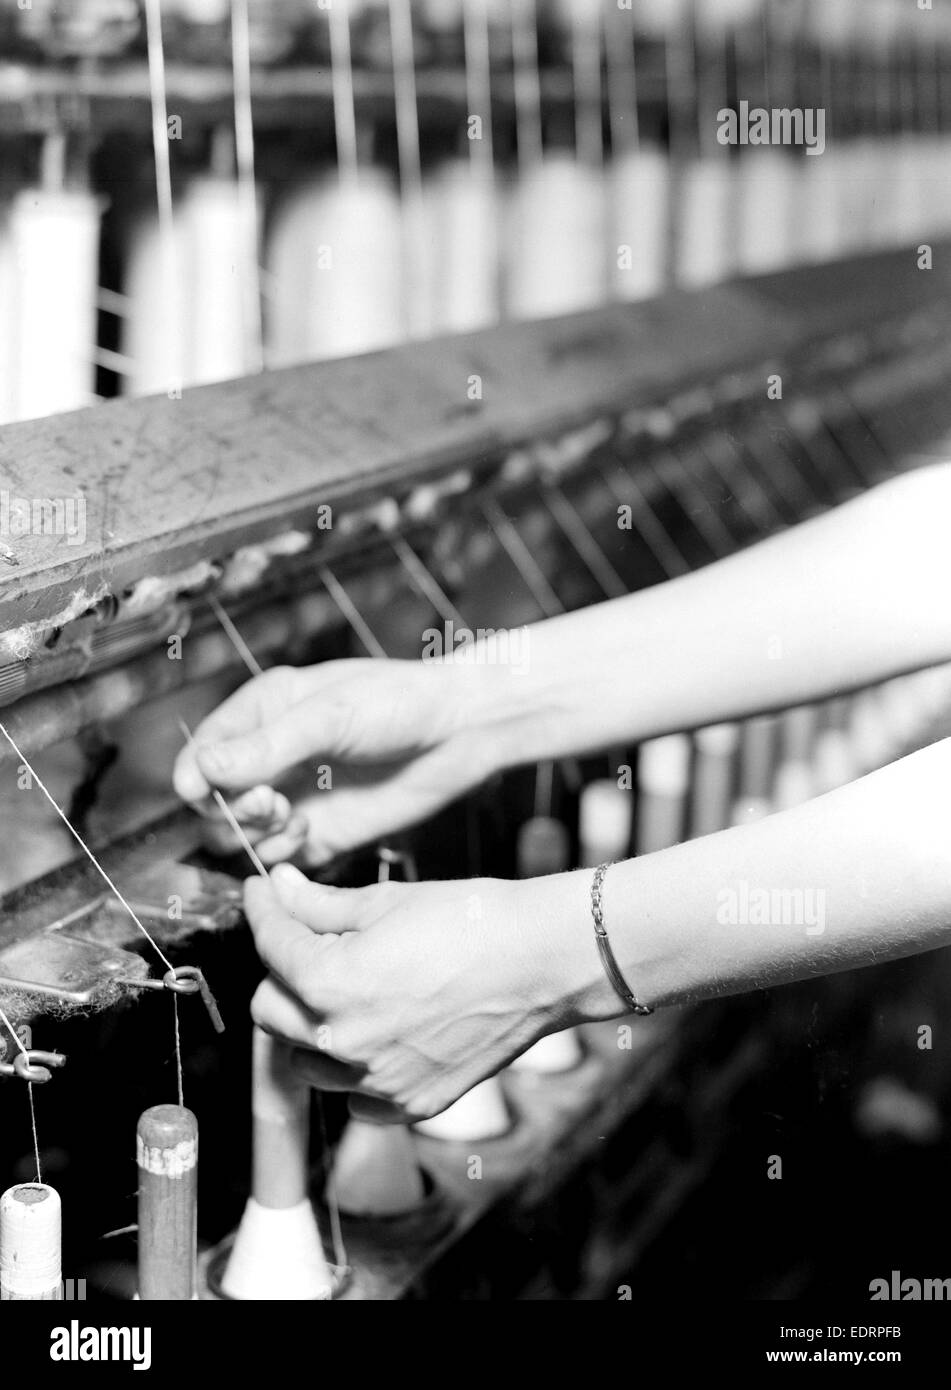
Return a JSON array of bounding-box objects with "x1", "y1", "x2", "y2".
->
[
  {"x1": 172, "y1": 659, "x2": 510, "y2": 867},
  {"x1": 243, "y1": 862, "x2": 611, "y2": 1123}
]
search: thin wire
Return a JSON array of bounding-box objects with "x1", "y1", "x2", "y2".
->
[
  {"x1": 387, "y1": 0, "x2": 423, "y2": 203},
  {"x1": 207, "y1": 593, "x2": 264, "y2": 677},
  {"x1": 177, "y1": 719, "x2": 270, "y2": 880},
  {"x1": 143, "y1": 0, "x2": 184, "y2": 393},
  {"x1": 0, "y1": 1005, "x2": 41, "y2": 1182},
  {"x1": 605, "y1": 0, "x2": 639, "y2": 154},
  {"x1": 387, "y1": 0, "x2": 426, "y2": 337},
  {"x1": 328, "y1": 0, "x2": 360, "y2": 185},
  {"x1": 390, "y1": 537, "x2": 465, "y2": 626},
  {"x1": 173, "y1": 997, "x2": 184, "y2": 1107},
  {"x1": 463, "y1": 0, "x2": 494, "y2": 175},
  {"x1": 511, "y1": 0, "x2": 543, "y2": 174},
  {"x1": 319, "y1": 565, "x2": 388, "y2": 658},
  {"x1": 314, "y1": 1092, "x2": 348, "y2": 1271},
  {"x1": 570, "y1": 0, "x2": 603, "y2": 168},
  {"x1": 230, "y1": 0, "x2": 265, "y2": 373}
]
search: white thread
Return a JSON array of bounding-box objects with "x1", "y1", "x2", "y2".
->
[
  {"x1": 176, "y1": 719, "x2": 270, "y2": 880},
  {"x1": 230, "y1": 0, "x2": 264, "y2": 373},
  {"x1": 0, "y1": 1006, "x2": 41, "y2": 1183},
  {"x1": 206, "y1": 594, "x2": 264, "y2": 677},
  {"x1": 143, "y1": 0, "x2": 185, "y2": 393},
  {"x1": 137, "y1": 1133, "x2": 197, "y2": 1178},
  {"x1": 463, "y1": 0, "x2": 494, "y2": 176},
  {"x1": 319, "y1": 566, "x2": 387, "y2": 659},
  {"x1": 0, "y1": 723, "x2": 174, "y2": 973},
  {"x1": 511, "y1": 0, "x2": 543, "y2": 173},
  {"x1": 327, "y1": 0, "x2": 359, "y2": 184}
]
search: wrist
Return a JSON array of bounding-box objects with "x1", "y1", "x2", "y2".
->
[
  {"x1": 513, "y1": 869, "x2": 626, "y2": 1029},
  {"x1": 434, "y1": 636, "x2": 578, "y2": 777}
]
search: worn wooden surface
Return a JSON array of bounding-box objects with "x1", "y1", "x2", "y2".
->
[{"x1": 1, "y1": 245, "x2": 948, "y2": 632}]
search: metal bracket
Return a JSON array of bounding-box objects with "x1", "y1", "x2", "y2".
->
[{"x1": 0, "y1": 932, "x2": 150, "y2": 1007}]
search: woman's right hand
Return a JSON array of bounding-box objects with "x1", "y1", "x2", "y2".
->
[{"x1": 172, "y1": 658, "x2": 507, "y2": 866}]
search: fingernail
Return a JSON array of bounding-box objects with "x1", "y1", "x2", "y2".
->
[
  {"x1": 271, "y1": 862, "x2": 304, "y2": 888},
  {"x1": 201, "y1": 743, "x2": 231, "y2": 773}
]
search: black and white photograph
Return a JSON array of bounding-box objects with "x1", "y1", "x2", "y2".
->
[{"x1": 0, "y1": 0, "x2": 949, "y2": 1364}]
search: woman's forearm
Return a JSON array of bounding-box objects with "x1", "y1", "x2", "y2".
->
[
  {"x1": 464, "y1": 465, "x2": 951, "y2": 770},
  {"x1": 524, "y1": 736, "x2": 951, "y2": 1024}
]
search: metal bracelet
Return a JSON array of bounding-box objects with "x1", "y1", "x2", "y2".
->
[{"x1": 591, "y1": 862, "x2": 653, "y2": 1016}]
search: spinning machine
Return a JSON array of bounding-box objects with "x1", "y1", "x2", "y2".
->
[{"x1": 1, "y1": 0, "x2": 951, "y2": 1302}]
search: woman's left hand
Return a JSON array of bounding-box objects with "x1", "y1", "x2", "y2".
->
[{"x1": 243, "y1": 863, "x2": 598, "y2": 1123}]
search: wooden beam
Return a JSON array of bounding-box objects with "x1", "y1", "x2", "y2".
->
[{"x1": 1, "y1": 247, "x2": 947, "y2": 632}]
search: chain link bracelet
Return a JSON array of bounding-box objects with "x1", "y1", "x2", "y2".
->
[{"x1": 591, "y1": 862, "x2": 653, "y2": 1015}]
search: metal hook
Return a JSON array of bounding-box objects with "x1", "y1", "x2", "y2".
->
[
  {"x1": 0, "y1": 1050, "x2": 67, "y2": 1085},
  {"x1": 166, "y1": 966, "x2": 226, "y2": 1034},
  {"x1": 118, "y1": 966, "x2": 225, "y2": 1034}
]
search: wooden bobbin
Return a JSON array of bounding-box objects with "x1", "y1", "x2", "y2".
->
[
  {"x1": 222, "y1": 1026, "x2": 334, "y2": 1300},
  {"x1": 137, "y1": 1104, "x2": 198, "y2": 1301},
  {"x1": 0, "y1": 1183, "x2": 62, "y2": 1301}
]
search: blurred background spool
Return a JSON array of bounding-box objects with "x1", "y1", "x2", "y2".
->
[
  {"x1": 266, "y1": 169, "x2": 404, "y2": 366},
  {"x1": 330, "y1": 1118, "x2": 426, "y2": 1218},
  {"x1": 811, "y1": 698, "x2": 858, "y2": 795},
  {"x1": 579, "y1": 777, "x2": 633, "y2": 868},
  {"x1": 690, "y1": 723, "x2": 740, "y2": 836},
  {"x1": 772, "y1": 705, "x2": 819, "y2": 811},
  {"x1": 506, "y1": 0, "x2": 606, "y2": 318},
  {"x1": 11, "y1": 136, "x2": 100, "y2": 421},
  {"x1": 413, "y1": 1078, "x2": 511, "y2": 1141},
  {"x1": 847, "y1": 686, "x2": 894, "y2": 775},
  {"x1": 731, "y1": 715, "x2": 778, "y2": 825},
  {"x1": 636, "y1": 734, "x2": 691, "y2": 854},
  {"x1": 425, "y1": 0, "x2": 500, "y2": 334},
  {"x1": 607, "y1": 0, "x2": 668, "y2": 302}
]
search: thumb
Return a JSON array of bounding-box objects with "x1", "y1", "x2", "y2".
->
[
  {"x1": 195, "y1": 720, "x2": 310, "y2": 791},
  {"x1": 194, "y1": 699, "x2": 358, "y2": 791},
  {"x1": 268, "y1": 863, "x2": 374, "y2": 934}
]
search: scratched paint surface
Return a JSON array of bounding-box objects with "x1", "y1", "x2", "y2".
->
[{"x1": 2, "y1": 246, "x2": 944, "y2": 629}]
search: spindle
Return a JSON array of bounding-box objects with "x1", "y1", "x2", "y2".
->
[
  {"x1": 222, "y1": 1027, "x2": 335, "y2": 1300},
  {"x1": 0, "y1": 1184, "x2": 61, "y2": 1301},
  {"x1": 137, "y1": 1104, "x2": 198, "y2": 1301}
]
